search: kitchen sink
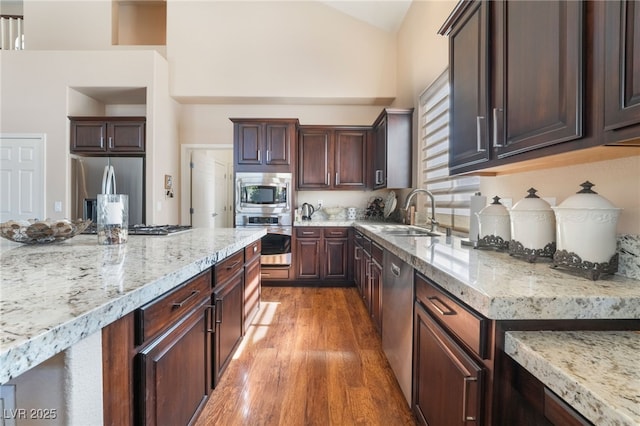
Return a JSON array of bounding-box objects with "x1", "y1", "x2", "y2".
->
[
  {"x1": 384, "y1": 229, "x2": 441, "y2": 237},
  {"x1": 374, "y1": 225, "x2": 442, "y2": 237}
]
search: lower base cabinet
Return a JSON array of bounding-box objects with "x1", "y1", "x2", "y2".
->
[
  {"x1": 413, "y1": 301, "x2": 484, "y2": 425},
  {"x1": 213, "y1": 269, "x2": 245, "y2": 386},
  {"x1": 137, "y1": 299, "x2": 211, "y2": 426}
]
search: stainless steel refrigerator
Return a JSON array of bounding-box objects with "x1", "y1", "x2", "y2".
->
[{"x1": 71, "y1": 156, "x2": 145, "y2": 225}]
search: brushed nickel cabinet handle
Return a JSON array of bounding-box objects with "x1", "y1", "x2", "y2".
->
[
  {"x1": 476, "y1": 116, "x2": 486, "y2": 153},
  {"x1": 225, "y1": 260, "x2": 241, "y2": 270},
  {"x1": 215, "y1": 298, "x2": 223, "y2": 324},
  {"x1": 493, "y1": 108, "x2": 504, "y2": 148},
  {"x1": 205, "y1": 304, "x2": 215, "y2": 333},
  {"x1": 462, "y1": 376, "x2": 478, "y2": 422},
  {"x1": 257, "y1": 150, "x2": 261, "y2": 162},
  {"x1": 426, "y1": 296, "x2": 456, "y2": 316},
  {"x1": 335, "y1": 172, "x2": 340, "y2": 185},
  {"x1": 171, "y1": 290, "x2": 200, "y2": 309}
]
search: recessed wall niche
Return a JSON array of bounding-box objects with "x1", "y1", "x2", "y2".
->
[{"x1": 112, "y1": 0, "x2": 166, "y2": 46}]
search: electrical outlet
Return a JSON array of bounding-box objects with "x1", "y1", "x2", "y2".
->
[{"x1": 318, "y1": 199, "x2": 323, "y2": 208}]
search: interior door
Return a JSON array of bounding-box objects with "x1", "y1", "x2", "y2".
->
[
  {"x1": 0, "y1": 135, "x2": 45, "y2": 221},
  {"x1": 212, "y1": 159, "x2": 228, "y2": 228}
]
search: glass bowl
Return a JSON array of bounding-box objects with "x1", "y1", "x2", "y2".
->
[
  {"x1": 323, "y1": 207, "x2": 344, "y2": 219},
  {"x1": 0, "y1": 219, "x2": 92, "y2": 244}
]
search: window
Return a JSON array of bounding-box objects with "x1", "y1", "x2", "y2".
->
[{"x1": 418, "y1": 69, "x2": 480, "y2": 232}]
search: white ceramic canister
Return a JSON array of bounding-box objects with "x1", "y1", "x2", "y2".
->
[
  {"x1": 476, "y1": 196, "x2": 510, "y2": 249},
  {"x1": 552, "y1": 181, "x2": 621, "y2": 265},
  {"x1": 509, "y1": 188, "x2": 556, "y2": 260},
  {"x1": 347, "y1": 207, "x2": 357, "y2": 220}
]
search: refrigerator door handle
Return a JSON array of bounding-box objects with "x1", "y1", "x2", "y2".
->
[{"x1": 101, "y1": 165, "x2": 117, "y2": 194}]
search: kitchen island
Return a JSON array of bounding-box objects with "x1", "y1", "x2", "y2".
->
[{"x1": 0, "y1": 227, "x2": 266, "y2": 385}]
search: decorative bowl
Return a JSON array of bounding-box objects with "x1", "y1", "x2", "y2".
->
[
  {"x1": 323, "y1": 207, "x2": 344, "y2": 219},
  {"x1": 0, "y1": 218, "x2": 92, "y2": 244}
]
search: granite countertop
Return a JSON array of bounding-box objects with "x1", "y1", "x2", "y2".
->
[
  {"x1": 505, "y1": 330, "x2": 640, "y2": 426},
  {"x1": 0, "y1": 227, "x2": 266, "y2": 384},
  {"x1": 351, "y1": 222, "x2": 640, "y2": 320}
]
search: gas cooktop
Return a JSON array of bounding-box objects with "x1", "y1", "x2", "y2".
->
[{"x1": 83, "y1": 224, "x2": 192, "y2": 236}]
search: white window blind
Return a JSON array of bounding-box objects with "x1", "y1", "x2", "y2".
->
[{"x1": 419, "y1": 68, "x2": 480, "y2": 232}]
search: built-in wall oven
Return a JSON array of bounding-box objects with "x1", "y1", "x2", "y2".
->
[{"x1": 235, "y1": 172, "x2": 293, "y2": 268}]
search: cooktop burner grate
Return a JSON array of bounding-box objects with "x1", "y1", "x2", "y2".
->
[{"x1": 83, "y1": 224, "x2": 192, "y2": 235}]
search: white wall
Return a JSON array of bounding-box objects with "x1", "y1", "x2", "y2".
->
[
  {"x1": 167, "y1": 0, "x2": 397, "y2": 103},
  {"x1": 0, "y1": 50, "x2": 179, "y2": 224}
]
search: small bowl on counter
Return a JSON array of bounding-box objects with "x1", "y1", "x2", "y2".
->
[
  {"x1": 322, "y1": 207, "x2": 344, "y2": 220},
  {"x1": 0, "y1": 218, "x2": 92, "y2": 244}
]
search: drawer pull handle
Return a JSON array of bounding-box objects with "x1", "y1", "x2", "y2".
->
[
  {"x1": 330, "y1": 231, "x2": 343, "y2": 235},
  {"x1": 253, "y1": 245, "x2": 258, "y2": 253},
  {"x1": 462, "y1": 376, "x2": 478, "y2": 422},
  {"x1": 226, "y1": 260, "x2": 241, "y2": 270},
  {"x1": 172, "y1": 290, "x2": 200, "y2": 309},
  {"x1": 302, "y1": 231, "x2": 314, "y2": 235},
  {"x1": 427, "y1": 296, "x2": 456, "y2": 316}
]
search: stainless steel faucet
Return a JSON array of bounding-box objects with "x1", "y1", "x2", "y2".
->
[{"x1": 402, "y1": 188, "x2": 438, "y2": 232}]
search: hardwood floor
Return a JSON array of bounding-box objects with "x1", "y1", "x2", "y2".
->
[{"x1": 195, "y1": 286, "x2": 417, "y2": 426}]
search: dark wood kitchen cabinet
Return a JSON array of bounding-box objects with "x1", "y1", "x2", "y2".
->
[
  {"x1": 440, "y1": 0, "x2": 640, "y2": 174},
  {"x1": 70, "y1": 116, "x2": 145, "y2": 154},
  {"x1": 295, "y1": 227, "x2": 350, "y2": 283},
  {"x1": 369, "y1": 242, "x2": 383, "y2": 333},
  {"x1": 413, "y1": 272, "x2": 486, "y2": 426},
  {"x1": 135, "y1": 269, "x2": 212, "y2": 426},
  {"x1": 371, "y1": 108, "x2": 413, "y2": 189},
  {"x1": 231, "y1": 118, "x2": 298, "y2": 172},
  {"x1": 213, "y1": 250, "x2": 245, "y2": 386},
  {"x1": 297, "y1": 126, "x2": 369, "y2": 190},
  {"x1": 244, "y1": 239, "x2": 261, "y2": 332},
  {"x1": 603, "y1": 0, "x2": 640, "y2": 145}
]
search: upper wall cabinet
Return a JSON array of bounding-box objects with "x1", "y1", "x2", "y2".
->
[
  {"x1": 372, "y1": 108, "x2": 413, "y2": 189},
  {"x1": 231, "y1": 119, "x2": 298, "y2": 173},
  {"x1": 604, "y1": 0, "x2": 640, "y2": 144},
  {"x1": 69, "y1": 117, "x2": 146, "y2": 155},
  {"x1": 441, "y1": 0, "x2": 640, "y2": 175},
  {"x1": 297, "y1": 126, "x2": 369, "y2": 190},
  {"x1": 442, "y1": 0, "x2": 584, "y2": 174}
]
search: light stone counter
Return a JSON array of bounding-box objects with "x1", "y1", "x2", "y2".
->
[
  {"x1": 505, "y1": 330, "x2": 640, "y2": 426},
  {"x1": 0, "y1": 227, "x2": 266, "y2": 384},
  {"x1": 354, "y1": 223, "x2": 640, "y2": 320}
]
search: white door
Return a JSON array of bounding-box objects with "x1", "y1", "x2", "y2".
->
[
  {"x1": 190, "y1": 150, "x2": 232, "y2": 228},
  {"x1": 0, "y1": 135, "x2": 45, "y2": 222}
]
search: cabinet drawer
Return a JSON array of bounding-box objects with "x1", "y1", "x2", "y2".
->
[
  {"x1": 415, "y1": 272, "x2": 488, "y2": 359},
  {"x1": 354, "y1": 231, "x2": 363, "y2": 247},
  {"x1": 215, "y1": 250, "x2": 245, "y2": 286},
  {"x1": 363, "y1": 236, "x2": 371, "y2": 254},
  {"x1": 324, "y1": 227, "x2": 349, "y2": 238},
  {"x1": 296, "y1": 228, "x2": 321, "y2": 238},
  {"x1": 261, "y1": 267, "x2": 290, "y2": 280},
  {"x1": 136, "y1": 269, "x2": 211, "y2": 344},
  {"x1": 245, "y1": 239, "x2": 261, "y2": 264}
]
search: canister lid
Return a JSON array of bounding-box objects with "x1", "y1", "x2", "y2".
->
[
  {"x1": 555, "y1": 181, "x2": 619, "y2": 210},
  {"x1": 478, "y1": 196, "x2": 509, "y2": 216},
  {"x1": 511, "y1": 188, "x2": 552, "y2": 211}
]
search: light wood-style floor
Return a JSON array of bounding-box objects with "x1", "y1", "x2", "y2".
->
[{"x1": 195, "y1": 286, "x2": 417, "y2": 426}]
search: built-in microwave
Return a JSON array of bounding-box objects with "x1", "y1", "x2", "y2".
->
[{"x1": 235, "y1": 172, "x2": 292, "y2": 216}]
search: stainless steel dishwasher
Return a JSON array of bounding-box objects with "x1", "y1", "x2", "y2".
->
[{"x1": 382, "y1": 250, "x2": 413, "y2": 406}]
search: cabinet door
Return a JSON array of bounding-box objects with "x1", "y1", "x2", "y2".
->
[
  {"x1": 295, "y1": 237, "x2": 321, "y2": 279},
  {"x1": 71, "y1": 120, "x2": 107, "y2": 153},
  {"x1": 449, "y1": 0, "x2": 491, "y2": 172},
  {"x1": 334, "y1": 130, "x2": 368, "y2": 190},
  {"x1": 354, "y1": 244, "x2": 364, "y2": 296},
  {"x1": 236, "y1": 122, "x2": 262, "y2": 165},
  {"x1": 265, "y1": 122, "x2": 291, "y2": 166},
  {"x1": 298, "y1": 129, "x2": 331, "y2": 189},
  {"x1": 137, "y1": 302, "x2": 211, "y2": 426},
  {"x1": 244, "y1": 256, "x2": 261, "y2": 332},
  {"x1": 604, "y1": 0, "x2": 640, "y2": 139},
  {"x1": 108, "y1": 121, "x2": 145, "y2": 152},
  {"x1": 213, "y1": 271, "x2": 244, "y2": 386},
  {"x1": 370, "y1": 259, "x2": 383, "y2": 333},
  {"x1": 362, "y1": 250, "x2": 372, "y2": 312},
  {"x1": 324, "y1": 237, "x2": 349, "y2": 279},
  {"x1": 493, "y1": 0, "x2": 583, "y2": 158},
  {"x1": 373, "y1": 117, "x2": 387, "y2": 189},
  {"x1": 413, "y1": 302, "x2": 484, "y2": 426}
]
